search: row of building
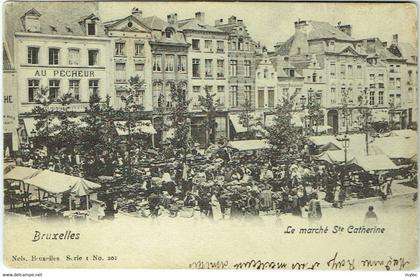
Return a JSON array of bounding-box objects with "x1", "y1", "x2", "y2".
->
[{"x1": 3, "y1": 2, "x2": 418, "y2": 152}]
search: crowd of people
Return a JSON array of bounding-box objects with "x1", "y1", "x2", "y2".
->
[{"x1": 8, "y1": 138, "x2": 405, "y2": 222}]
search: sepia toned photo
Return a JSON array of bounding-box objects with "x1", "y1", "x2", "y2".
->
[{"x1": 2, "y1": 1, "x2": 418, "y2": 270}]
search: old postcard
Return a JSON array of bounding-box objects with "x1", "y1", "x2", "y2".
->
[{"x1": 2, "y1": 0, "x2": 418, "y2": 270}]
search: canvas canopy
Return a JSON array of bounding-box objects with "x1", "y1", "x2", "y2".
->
[
  {"x1": 348, "y1": 155, "x2": 398, "y2": 171},
  {"x1": 25, "y1": 170, "x2": 101, "y2": 196},
  {"x1": 372, "y1": 137, "x2": 417, "y2": 159},
  {"x1": 315, "y1": 150, "x2": 355, "y2": 164},
  {"x1": 114, "y1": 120, "x2": 157, "y2": 135},
  {"x1": 23, "y1": 117, "x2": 87, "y2": 137},
  {"x1": 229, "y1": 114, "x2": 247, "y2": 133},
  {"x1": 388, "y1": 129, "x2": 417, "y2": 139},
  {"x1": 228, "y1": 139, "x2": 270, "y2": 151},
  {"x1": 308, "y1": 135, "x2": 341, "y2": 147},
  {"x1": 4, "y1": 166, "x2": 40, "y2": 181}
]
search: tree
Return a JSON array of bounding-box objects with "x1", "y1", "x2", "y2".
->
[
  {"x1": 30, "y1": 86, "x2": 81, "y2": 156},
  {"x1": 238, "y1": 96, "x2": 256, "y2": 139},
  {"x1": 307, "y1": 98, "x2": 324, "y2": 135},
  {"x1": 265, "y1": 94, "x2": 303, "y2": 157},
  {"x1": 198, "y1": 86, "x2": 217, "y2": 147},
  {"x1": 356, "y1": 89, "x2": 375, "y2": 155},
  {"x1": 168, "y1": 83, "x2": 192, "y2": 159}
]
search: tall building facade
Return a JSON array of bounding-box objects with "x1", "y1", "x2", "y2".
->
[
  {"x1": 4, "y1": 2, "x2": 112, "y2": 149},
  {"x1": 177, "y1": 12, "x2": 229, "y2": 144}
]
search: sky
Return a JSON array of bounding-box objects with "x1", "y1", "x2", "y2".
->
[{"x1": 99, "y1": 2, "x2": 418, "y2": 50}]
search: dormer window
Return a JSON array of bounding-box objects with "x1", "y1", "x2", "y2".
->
[
  {"x1": 290, "y1": 69, "x2": 295, "y2": 77},
  {"x1": 328, "y1": 40, "x2": 335, "y2": 51},
  {"x1": 22, "y1": 8, "x2": 41, "y2": 33},
  {"x1": 87, "y1": 22, "x2": 96, "y2": 35},
  {"x1": 165, "y1": 28, "x2": 174, "y2": 38}
]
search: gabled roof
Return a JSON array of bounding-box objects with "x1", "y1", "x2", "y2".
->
[
  {"x1": 326, "y1": 45, "x2": 367, "y2": 56},
  {"x1": 307, "y1": 21, "x2": 356, "y2": 41},
  {"x1": 22, "y1": 8, "x2": 41, "y2": 17},
  {"x1": 141, "y1": 16, "x2": 168, "y2": 30},
  {"x1": 177, "y1": 18, "x2": 226, "y2": 34},
  {"x1": 274, "y1": 35, "x2": 295, "y2": 55},
  {"x1": 397, "y1": 42, "x2": 417, "y2": 64},
  {"x1": 104, "y1": 15, "x2": 152, "y2": 32}
]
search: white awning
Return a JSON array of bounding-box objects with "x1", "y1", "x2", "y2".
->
[
  {"x1": 312, "y1": 125, "x2": 333, "y2": 133},
  {"x1": 229, "y1": 114, "x2": 247, "y2": 133},
  {"x1": 308, "y1": 135, "x2": 341, "y2": 146},
  {"x1": 25, "y1": 170, "x2": 101, "y2": 196},
  {"x1": 4, "y1": 166, "x2": 40, "y2": 181},
  {"x1": 372, "y1": 137, "x2": 417, "y2": 159},
  {"x1": 227, "y1": 139, "x2": 270, "y2": 151},
  {"x1": 114, "y1": 120, "x2": 157, "y2": 135},
  {"x1": 348, "y1": 155, "x2": 398, "y2": 171},
  {"x1": 388, "y1": 129, "x2": 417, "y2": 139},
  {"x1": 23, "y1": 117, "x2": 88, "y2": 137}
]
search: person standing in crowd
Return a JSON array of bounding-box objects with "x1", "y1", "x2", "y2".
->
[
  {"x1": 364, "y1": 206, "x2": 378, "y2": 226},
  {"x1": 210, "y1": 192, "x2": 222, "y2": 220},
  {"x1": 307, "y1": 193, "x2": 322, "y2": 223},
  {"x1": 148, "y1": 188, "x2": 161, "y2": 219}
]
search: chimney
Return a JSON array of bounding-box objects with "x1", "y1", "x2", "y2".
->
[
  {"x1": 167, "y1": 13, "x2": 178, "y2": 25},
  {"x1": 215, "y1": 18, "x2": 223, "y2": 26},
  {"x1": 237, "y1": 19, "x2": 244, "y2": 25},
  {"x1": 131, "y1": 7, "x2": 142, "y2": 20},
  {"x1": 195, "y1": 12, "x2": 205, "y2": 24},
  {"x1": 294, "y1": 19, "x2": 309, "y2": 31},
  {"x1": 382, "y1": 41, "x2": 388, "y2": 48},
  {"x1": 228, "y1": 16, "x2": 237, "y2": 24},
  {"x1": 392, "y1": 34, "x2": 398, "y2": 45},
  {"x1": 336, "y1": 24, "x2": 352, "y2": 37}
]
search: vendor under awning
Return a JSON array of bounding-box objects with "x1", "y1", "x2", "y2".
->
[
  {"x1": 114, "y1": 120, "x2": 157, "y2": 135},
  {"x1": 229, "y1": 114, "x2": 247, "y2": 133}
]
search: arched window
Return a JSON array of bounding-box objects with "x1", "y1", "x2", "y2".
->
[
  {"x1": 312, "y1": 72, "x2": 317, "y2": 82},
  {"x1": 164, "y1": 27, "x2": 175, "y2": 38},
  {"x1": 264, "y1": 69, "x2": 268, "y2": 78},
  {"x1": 165, "y1": 82, "x2": 173, "y2": 107},
  {"x1": 153, "y1": 82, "x2": 163, "y2": 107}
]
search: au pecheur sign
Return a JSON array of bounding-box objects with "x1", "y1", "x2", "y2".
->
[{"x1": 34, "y1": 69, "x2": 95, "y2": 78}]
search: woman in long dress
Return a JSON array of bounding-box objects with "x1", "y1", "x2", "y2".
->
[{"x1": 211, "y1": 193, "x2": 223, "y2": 220}]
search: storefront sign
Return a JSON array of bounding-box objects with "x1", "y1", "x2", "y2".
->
[{"x1": 34, "y1": 69, "x2": 95, "y2": 78}]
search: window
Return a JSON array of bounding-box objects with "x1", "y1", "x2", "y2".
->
[
  {"x1": 245, "y1": 42, "x2": 250, "y2": 51},
  {"x1": 330, "y1": 87, "x2": 336, "y2": 104},
  {"x1": 378, "y1": 74, "x2": 384, "y2": 81},
  {"x1": 389, "y1": 94, "x2": 395, "y2": 105},
  {"x1": 230, "y1": 86, "x2": 238, "y2": 108},
  {"x1": 165, "y1": 83, "x2": 172, "y2": 108},
  {"x1": 395, "y1": 65, "x2": 400, "y2": 73},
  {"x1": 244, "y1": 60, "x2": 251, "y2": 77},
  {"x1": 340, "y1": 64, "x2": 346, "y2": 78},
  {"x1": 369, "y1": 74, "x2": 375, "y2": 82},
  {"x1": 88, "y1": 50, "x2": 98, "y2": 66},
  {"x1": 258, "y1": 88, "x2": 264, "y2": 108},
  {"x1": 396, "y1": 78, "x2": 401, "y2": 88},
  {"x1": 115, "y1": 42, "x2": 125, "y2": 56},
  {"x1": 347, "y1": 65, "x2": 353, "y2": 78},
  {"x1": 135, "y1": 63, "x2": 144, "y2": 72},
  {"x1": 153, "y1": 83, "x2": 163, "y2": 107},
  {"x1": 217, "y1": 86, "x2": 224, "y2": 105},
  {"x1": 290, "y1": 69, "x2": 295, "y2": 77},
  {"x1": 176, "y1": 55, "x2": 187, "y2": 72},
  {"x1": 217, "y1": 60, "x2": 224, "y2": 78},
  {"x1": 408, "y1": 70, "x2": 413, "y2": 83},
  {"x1": 69, "y1": 80, "x2": 80, "y2": 100},
  {"x1": 27, "y1": 47, "x2": 39, "y2": 64},
  {"x1": 165, "y1": 28, "x2": 173, "y2": 38},
  {"x1": 205, "y1": 59, "x2": 213, "y2": 77},
  {"x1": 312, "y1": 72, "x2": 317, "y2": 83},
  {"x1": 356, "y1": 65, "x2": 362, "y2": 78},
  {"x1": 115, "y1": 63, "x2": 126, "y2": 83},
  {"x1": 89, "y1": 80, "x2": 99, "y2": 97},
  {"x1": 330, "y1": 62, "x2": 336, "y2": 77},
  {"x1": 389, "y1": 78, "x2": 395, "y2": 88},
  {"x1": 135, "y1": 43, "x2": 144, "y2": 56},
  {"x1": 217, "y1": 41, "x2": 224, "y2": 52},
  {"x1": 378, "y1": 91, "x2": 384, "y2": 105},
  {"x1": 193, "y1": 86, "x2": 201, "y2": 93},
  {"x1": 389, "y1": 65, "x2": 395, "y2": 73},
  {"x1": 408, "y1": 88, "x2": 414, "y2": 102},
  {"x1": 229, "y1": 60, "x2": 237, "y2": 76},
  {"x1": 297, "y1": 47, "x2": 301, "y2": 55},
  {"x1": 378, "y1": 83, "x2": 384, "y2": 89},
  {"x1": 28, "y1": 79, "x2": 39, "y2": 102},
  {"x1": 231, "y1": 41, "x2": 237, "y2": 51},
  {"x1": 192, "y1": 39, "x2": 200, "y2": 50},
  {"x1": 328, "y1": 40, "x2": 335, "y2": 51},
  {"x1": 153, "y1": 55, "x2": 162, "y2": 72},
  {"x1": 268, "y1": 87, "x2": 275, "y2": 107},
  {"x1": 49, "y1": 80, "x2": 60, "y2": 101},
  {"x1": 369, "y1": 91, "x2": 375, "y2": 105},
  {"x1": 204, "y1": 40, "x2": 212, "y2": 51},
  {"x1": 244, "y1": 85, "x2": 252, "y2": 102},
  {"x1": 48, "y1": 48, "x2": 60, "y2": 65},
  {"x1": 165, "y1": 55, "x2": 174, "y2": 72},
  {"x1": 87, "y1": 23, "x2": 96, "y2": 35},
  {"x1": 395, "y1": 94, "x2": 401, "y2": 106},
  {"x1": 238, "y1": 38, "x2": 244, "y2": 51},
  {"x1": 192, "y1": 59, "x2": 200, "y2": 78},
  {"x1": 68, "y1": 49, "x2": 80, "y2": 65}
]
